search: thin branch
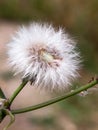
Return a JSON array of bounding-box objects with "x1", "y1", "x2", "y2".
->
[
  {"x1": 11, "y1": 79, "x2": 98, "y2": 114},
  {"x1": 9, "y1": 80, "x2": 28, "y2": 106},
  {"x1": 3, "y1": 109, "x2": 15, "y2": 130}
]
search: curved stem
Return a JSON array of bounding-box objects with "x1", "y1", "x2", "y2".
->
[
  {"x1": 9, "y1": 80, "x2": 28, "y2": 106},
  {"x1": 11, "y1": 79, "x2": 98, "y2": 114},
  {"x1": 3, "y1": 109, "x2": 15, "y2": 130}
]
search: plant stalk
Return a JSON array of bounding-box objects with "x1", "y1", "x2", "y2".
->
[
  {"x1": 11, "y1": 79, "x2": 98, "y2": 114},
  {"x1": 9, "y1": 80, "x2": 28, "y2": 106}
]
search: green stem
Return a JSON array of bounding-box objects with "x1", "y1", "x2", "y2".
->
[
  {"x1": 3, "y1": 109, "x2": 15, "y2": 130},
  {"x1": 9, "y1": 80, "x2": 28, "y2": 106},
  {"x1": 11, "y1": 79, "x2": 98, "y2": 114}
]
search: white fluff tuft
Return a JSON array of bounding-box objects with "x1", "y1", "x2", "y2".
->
[{"x1": 7, "y1": 23, "x2": 81, "y2": 91}]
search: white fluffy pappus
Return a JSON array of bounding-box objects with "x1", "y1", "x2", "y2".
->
[{"x1": 7, "y1": 23, "x2": 81, "y2": 91}]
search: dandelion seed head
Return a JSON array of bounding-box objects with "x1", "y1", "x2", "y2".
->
[{"x1": 7, "y1": 23, "x2": 81, "y2": 91}]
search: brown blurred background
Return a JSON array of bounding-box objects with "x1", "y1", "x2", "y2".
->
[{"x1": 0, "y1": 0, "x2": 98, "y2": 130}]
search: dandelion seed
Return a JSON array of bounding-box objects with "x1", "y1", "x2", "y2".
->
[{"x1": 7, "y1": 23, "x2": 81, "y2": 91}]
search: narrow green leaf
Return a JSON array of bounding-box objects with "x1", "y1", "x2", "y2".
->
[{"x1": 0, "y1": 88, "x2": 6, "y2": 99}]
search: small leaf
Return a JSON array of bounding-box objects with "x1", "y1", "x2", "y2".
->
[
  {"x1": 0, "y1": 109, "x2": 6, "y2": 123},
  {"x1": 0, "y1": 88, "x2": 6, "y2": 99}
]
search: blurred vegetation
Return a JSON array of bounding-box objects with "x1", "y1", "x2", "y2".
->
[
  {"x1": 29, "y1": 116, "x2": 64, "y2": 130},
  {"x1": 59, "y1": 93, "x2": 98, "y2": 130},
  {"x1": 0, "y1": 0, "x2": 98, "y2": 130}
]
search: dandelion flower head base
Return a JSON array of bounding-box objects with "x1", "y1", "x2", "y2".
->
[
  {"x1": 8, "y1": 23, "x2": 80, "y2": 91},
  {"x1": 29, "y1": 44, "x2": 62, "y2": 69}
]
